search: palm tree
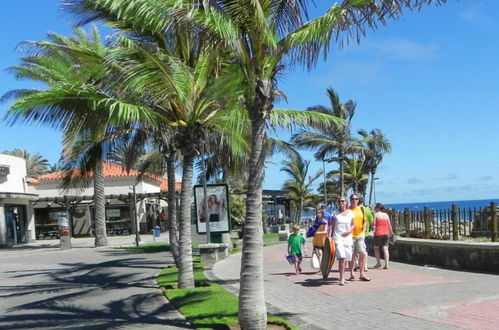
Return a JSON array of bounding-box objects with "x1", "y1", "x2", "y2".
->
[
  {"x1": 280, "y1": 154, "x2": 322, "y2": 223},
  {"x1": 3, "y1": 28, "x2": 153, "y2": 247},
  {"x1": 359, "y1": 128, "x2": 392, "y2": 205},
  {"x1": 64, "y1": 1, "x2": 448, "y2": 326},
  {"x1": 329, "y1": 154, "x2": 369, "y2": 195},
  {"x1": 2, "y1": 149, "x2": 49, "y2": 178},
  {"x1": 293, "y1": 88, "x2": 361, "y2": 196}
]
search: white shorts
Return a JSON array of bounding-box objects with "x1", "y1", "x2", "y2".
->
[{"x1": 335, "y1": 239, "x2": 353, "y2": 261}]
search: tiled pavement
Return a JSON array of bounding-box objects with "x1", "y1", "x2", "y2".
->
[{"x1": 207, "y1": 239, "x2": 499, "y2": 330}]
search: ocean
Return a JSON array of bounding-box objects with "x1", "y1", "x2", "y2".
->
[{"x1": 386, "y1": 198, "x2": 499, "y2": 211}]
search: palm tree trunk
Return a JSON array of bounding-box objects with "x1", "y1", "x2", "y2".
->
[
  {"x1": 94, "y1": 161, "x2": 108, "y2": 246},
  {"x1": 177, "y1": 152, "x2": 195, "y2": 288},
  {"x1": 167, "y1": 151, "x2": 180, "y2": 267},
  {"x1": 239, "y1": 113, "x2": 267, "y2": 329}
]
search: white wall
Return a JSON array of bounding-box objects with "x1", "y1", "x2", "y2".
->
[{"x1": 0, "y1": 154, "x2": 28, "y2": 194}]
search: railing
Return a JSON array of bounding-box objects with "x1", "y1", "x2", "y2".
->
[{"x1": 388, "y1": 202, "x2": 498, "y2": 242}]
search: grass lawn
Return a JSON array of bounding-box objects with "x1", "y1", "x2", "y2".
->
[
  {"x1": 157, "y1": 259, "x2": 298, "y2": 329},
  {"x1": 126, "y1": 242, "x2": 296, "y2": 328}
]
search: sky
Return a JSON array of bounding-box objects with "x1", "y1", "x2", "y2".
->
[{"x1": 1, "y1": 1, "x2": 499, "y2": 204}]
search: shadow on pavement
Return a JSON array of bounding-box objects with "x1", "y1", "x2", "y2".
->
[{"x1": 0, "y1": 251, "x2": 190, "y2": 329}]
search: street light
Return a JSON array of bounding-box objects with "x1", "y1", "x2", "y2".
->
[
  {"x1": 129, "y1": 185, "x2": 140, "y2": 247},
  {"x1": 373, "y1": 177, "x2": 379, "y2": 205},
  {"x1": 322, "y1": 157, "x2": 334, "y2": 211}
]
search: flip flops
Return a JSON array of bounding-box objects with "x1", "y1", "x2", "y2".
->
[{"x1": 359, "y1": 276, "x2": 371, "y2": 281}]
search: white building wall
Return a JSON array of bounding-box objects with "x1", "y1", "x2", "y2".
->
[{"x1": 0, "y1": 154, "x2": 28, "y2": 194}]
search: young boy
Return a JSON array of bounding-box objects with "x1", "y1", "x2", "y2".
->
[{"x1": 287, "y1": 224, "x2": 306, "y2": 274}]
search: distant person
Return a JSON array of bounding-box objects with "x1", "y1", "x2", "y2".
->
[
  {"x1": 321, "y1": 205, "x2": 332, "y2": 222},
  {"x1": 348, "y1": 194, "x2": 370, "y2": 281},
  {"x1": 287, "y1": 224, "x2": 306, "y2": 274},
  {"x1": 373, "y1": 203, "x2": 394, "y2": 269},
  {"x1": 331, "y1": 197, "x2": 354, "y2": 286},
  {"x1": 159, "y1": 211, "x2": 167, "y2": 231}
]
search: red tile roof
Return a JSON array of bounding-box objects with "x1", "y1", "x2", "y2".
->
[{"x1": 32, "y1": 162, "x2": 181, "y2": 192}]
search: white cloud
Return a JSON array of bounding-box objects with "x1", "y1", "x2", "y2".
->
[
  {"x1": 373, "y1": 39, "x2": 439, "y2": 61},
  {"x1": 407, "y1": 177, "x2": 421, "y2": 184},
  {"x1": 460, "y1": 8, "x2": 493, "y2": 27},
  {"x1": 310, "y1": 60, "x2": 385, "y2": 86}
]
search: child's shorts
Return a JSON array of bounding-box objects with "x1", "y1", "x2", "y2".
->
[{"x1": 293, "y1": 253, "x2": 303, "y2": 261}]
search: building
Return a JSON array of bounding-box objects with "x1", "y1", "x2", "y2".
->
[
  {"x1": 27, "y1": 162, "x2": 181, "y2": 240},
  {"x1": 0, "y1": 154, "x2": 38, "y2": 246}
]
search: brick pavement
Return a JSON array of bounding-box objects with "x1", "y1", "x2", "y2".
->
[{"x1": 207, "y1": 239, "x2": 499, "y2": 330}]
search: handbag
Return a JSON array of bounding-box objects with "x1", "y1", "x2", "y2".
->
[
  {"x1": 389, "y1": 234, "x2": 397, "y2": 245},
  {"x1": 311, "y1": 252, "x2": 320, "y2": 269}
]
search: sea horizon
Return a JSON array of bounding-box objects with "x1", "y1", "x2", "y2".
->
[
  {"x1": 300, "y1": 198, "x2": 499, "y2": 219},
  {"x1": 385, "y1": 198, "x2": 499, "y2": 211}
]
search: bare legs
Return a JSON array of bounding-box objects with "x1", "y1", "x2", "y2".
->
[
  {"x1": 382, "y1": 246, "x2": 390, "y2": 269},
  {"x1": 338, "y1": 258, "x2": 346, "y2": 285},
  {"x1": 373, "y1": 245, "x2": 382, "y2": 267},
  {"x1": 373, "y1": 245, "x2": 389, "y2": 269}
]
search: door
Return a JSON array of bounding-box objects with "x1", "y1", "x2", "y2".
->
[{"x1": 5, "y1": 205, "x2": 28, "y2": 245}]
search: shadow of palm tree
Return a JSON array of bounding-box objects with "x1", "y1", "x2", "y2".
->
[{"x1": 0, "y1": 250, "x2": 191, "y2": 329}]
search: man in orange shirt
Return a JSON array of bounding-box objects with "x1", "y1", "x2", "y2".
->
[{"x1": 348, "y1": 194, "x2": 371, "y2": 281}]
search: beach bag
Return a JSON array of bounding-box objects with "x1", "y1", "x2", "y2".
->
[
  {"x1": 311, "y1": 252, "x2": 320, "y2": 269},
  {"x1": 312, "y1": 223, "x2": 327, "y2": 247},
  {"x1": 286, "y1": 254, "x2": 295, "y2": 264}
]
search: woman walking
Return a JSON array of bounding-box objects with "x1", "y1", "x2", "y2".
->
[
  {"x1": 331, "y1": 197, "x2": 355, "y2": 286},
  {"x1": 373, "y1": 203, "x2": 394, "y2": 269}
]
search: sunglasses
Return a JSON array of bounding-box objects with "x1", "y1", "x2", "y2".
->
[
  {"x1": 350, "y1": 198, "x2": 359, "y2": 200},
  {"x1": 338, "y1": 200, "x2": 347, "y2": 203}
]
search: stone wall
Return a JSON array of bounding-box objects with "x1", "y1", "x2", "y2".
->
[{"x1": 390, "y1": 237, "x2": 499, "y2": 273}]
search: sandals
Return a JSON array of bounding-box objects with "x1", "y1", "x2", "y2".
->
[
  {"x1": 348, "y1": 275, "x2": 355, "y2": 281},
  {"x1": 359, "y1": 276, "x2": 371, "y2": 281},
  {"x1": 373, "y1": 264, "x2": 382, "y2": 268}
]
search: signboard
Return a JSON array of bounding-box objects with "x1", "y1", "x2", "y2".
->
[
  {"x1": 106, "y1": 209, "x2": 121, "y2": 219},
  {"x1": 0, "y1": 165, "x2": 10, "y2": 176},
  {"x1": 194, "y1": 184, "x2": 230, "y2": 233}
]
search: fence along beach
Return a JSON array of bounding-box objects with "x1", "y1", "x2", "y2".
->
[{"x1": 386, "y1": 199, "x2": 499, "y2": 242}]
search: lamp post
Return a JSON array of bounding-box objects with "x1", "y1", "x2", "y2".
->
[
  {"x1": 373, "y1": 177, "x2": 379, "y2": 205},
  {"x1": 129, "y1": 185, "x2": 140, "y2": 247},
  {"x1": 322, "y1": 157, "x2": 334, "y2": 211}
]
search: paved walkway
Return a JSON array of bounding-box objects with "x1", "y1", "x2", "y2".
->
[
  {"x1": 208, "y1": 239, "x2": 499, "y2": 330},
  {"x1": 0, "y1": 235, "x2": 190, "y2": 330}
]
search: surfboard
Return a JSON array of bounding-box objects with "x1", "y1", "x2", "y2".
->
[{"x1": 320, "y1": 237, "x2": 336, "y2": 279}]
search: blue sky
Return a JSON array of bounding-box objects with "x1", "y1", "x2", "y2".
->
[{"x1": 1, "y1": 1, "x2": 499, "y2": 204}]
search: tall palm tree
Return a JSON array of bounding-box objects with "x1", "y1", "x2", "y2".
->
[
  {"x1": 293, "y1": 88, "x2": 361, "y2": 196},
  {"x1": 64, "y1": 1, "x2": 448, "y2": 327},
  {"x1": 359, "y1": 128, "x2": 392, "y2": 205},
  {"x1": 280, "y1": 153, "x2": 322, "y2": 223},
  {"x1": 2, "y1": 149, "x2": 49, "y2": 178}
]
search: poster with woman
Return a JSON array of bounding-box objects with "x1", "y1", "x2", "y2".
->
[{"x1": 194, "y1": 184, "x2": 230, "y2": 233}]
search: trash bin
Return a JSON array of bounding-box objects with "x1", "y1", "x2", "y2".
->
[{"x1": 153, "y1": 225, "x2": 161, "y2": 238}]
